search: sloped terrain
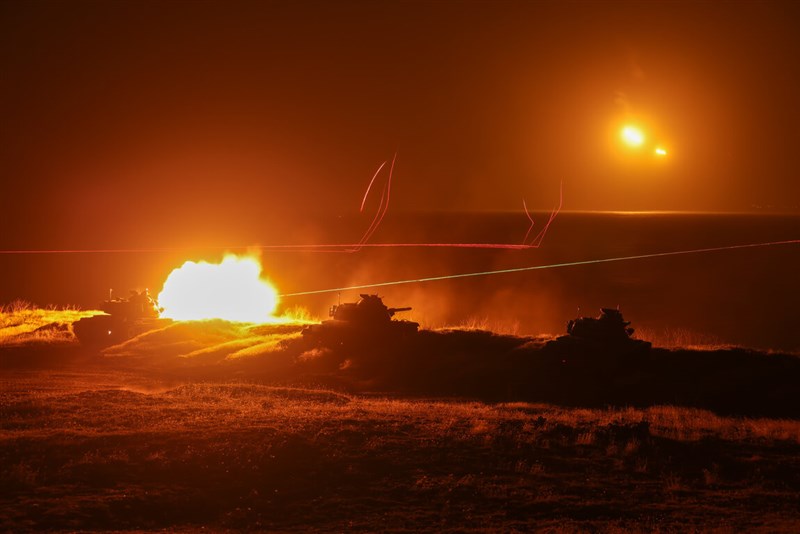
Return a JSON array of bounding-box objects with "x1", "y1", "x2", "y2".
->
[
  {"x1": 2, "y1": 315, "x2": 800, "y2": 531},
  {"x1": 1, "y1": 380, "x2": 799, "y2": 532}
]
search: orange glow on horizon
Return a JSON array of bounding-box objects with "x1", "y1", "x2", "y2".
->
[{"x1": 158, "y1": 254, "x2": 279, "y2": 322}]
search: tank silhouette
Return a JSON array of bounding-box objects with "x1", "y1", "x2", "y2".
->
[
  {"x1": 302, "y1": 294, "x2": 419, "y2": 348},
  {"x1": 568, "y1": 307, "x2": 637, "y2": 342},
  {"x1": 73, "y1": 290, "x2": 167, "y2": 346},
  {"x1": 545, "y1": 307, "x2": 651, "y2": 358}
]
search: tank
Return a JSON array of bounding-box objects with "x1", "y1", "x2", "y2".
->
[
  {"x1": 567, "y1": 307, "x2": 637, "y2": 343},
  {"x1": 302, "y1": 294, "x2": 419, "y2": 348},
  {"x1": 73, "y1": 290, "x2": 167, "y2": 346},
  {"x1": 545, "y1": 307, "x2": 651, "y2": 357}
]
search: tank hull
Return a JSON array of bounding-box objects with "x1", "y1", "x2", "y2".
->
[
  {"x1": 302, "y1": 319, "x2": 419, "y2": 349},
  {"x1": 544, "y1": 307, "x2": 651, "y2": 363},
  {"x1": 73, "y1": 315, "x2": 170, "y2": 347}
]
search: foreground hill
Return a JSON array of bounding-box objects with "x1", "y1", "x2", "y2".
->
[
  {"x1": 2, "y1": 317, "x2": 800, "y2": 531},
  {"x1": 1, "y1": 379, "x2": 799, "y2": 532},
  {"x1": 2, "y1": 316, "x2": 799, "y2": 418}
]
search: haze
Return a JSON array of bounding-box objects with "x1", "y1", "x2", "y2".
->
[{"x1": 2, "y1": 0, "x2": 800, "y2": 254}]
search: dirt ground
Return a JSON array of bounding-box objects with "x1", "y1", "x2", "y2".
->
[{"x1": 2, "y1": 347, "x2": 800, "y2": 532}]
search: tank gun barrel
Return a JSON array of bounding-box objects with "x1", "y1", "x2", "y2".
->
[{"x1": 387, "y1": 306, "x2": 412, "y2": 316}]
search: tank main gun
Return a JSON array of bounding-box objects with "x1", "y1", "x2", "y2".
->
[{"x1": 387, "y1": 306, "x2": 412, "y2": 317}]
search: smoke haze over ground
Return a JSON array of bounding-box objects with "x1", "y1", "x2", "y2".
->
[
  {"x1": 3, "y1": 212, "x2": 798, "y2": 351},
  {"x1": 3, "y1": 1, "x2": 800, "y2": 225}
]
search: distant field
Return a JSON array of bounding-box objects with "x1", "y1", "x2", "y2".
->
[{"x1": 2, "y1": 373, "x2": 799, "y2": 532}]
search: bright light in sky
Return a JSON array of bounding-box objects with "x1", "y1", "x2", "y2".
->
[
  {"x1": 621, "y1": 126, "x2": 645, "y2": 147},
  {"x1": 655, "y1": 147, "x2": 668, "y2": 156}
]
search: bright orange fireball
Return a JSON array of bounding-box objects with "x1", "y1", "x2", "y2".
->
[{"x1": 158, "y1": 254, "x2": 279, "y2": 322}]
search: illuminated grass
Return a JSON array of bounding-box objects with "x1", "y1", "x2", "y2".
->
[
  {"x1": 1, "y1": 377, "x2": 799, "y2": 531},
  {"x1": 0, "y1": 302, "x2": 310, "y2": 354},
  {"x1": 426, "y1": 316, "x2": 524, "y2": 336},
  {"x1": 0, "y1": 301, "x2": 99, "y2": 346},
  {"x1": 102, "y1": 319, "x2": 305, "y2": 359},
  {"x1": 635, "y1": 326, "x2": 724, "y2": 349}
]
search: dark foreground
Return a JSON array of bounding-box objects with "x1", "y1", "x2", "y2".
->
[{"x1": 2, "y1": 325, "x2": 800, "y2": 532}]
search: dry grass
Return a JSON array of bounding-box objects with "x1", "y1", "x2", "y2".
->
[
  {"x1": 0, "y1": 300, "x2": 99, "y2": 346},
  {"x1": 2, "y1": 303, "x2": 799, "y2": 530},
  {"x1": 425, "y1": 315, "x2": 523, "y2": 335},
  {"x1": 0, "y1": 303, "x2": 308, "y2": 356},
  {"x1": 276, "y1": 305, "x2": 317, "y2": 324},
  {"x1": 102, "y1": 319, "x2": 305, "y2": 360},
  {"x1": 498, "y1": 403, "x2": 800, "y2": 443},
  {"x1": 1, "y1": 372, "x2": 799, "y2": 531},
  {"x1": 635, "y1": 326, "x2": 725, "y2": 349}
]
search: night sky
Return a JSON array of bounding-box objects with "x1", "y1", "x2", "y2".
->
[{"x1": 2, "y1": 0, "x2": 800, "y2": 252}]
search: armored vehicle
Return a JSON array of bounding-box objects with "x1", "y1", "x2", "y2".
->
[
  {"x1": 568, "y1": 308, "x2": 637, "y2": 343},
  {"x1": 73, "y1": 290, "x2": 167, "y2": 346},
  {"x1": 302, "y1": 294, "x2": 419, "y2": 348},
  {"x1": 546, "y1": 307, "x2": 651, "y2": 357}
]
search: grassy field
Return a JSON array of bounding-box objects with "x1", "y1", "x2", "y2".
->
[
  {"x1": 1, "y1": 308, "x2": 800, "y2": 531},
  {"x1": 0, "y1": 301, "x2": 98, "y2": 347},
  {"x1": 2, "y1": 374, "x2": 799, "y2": 532}
]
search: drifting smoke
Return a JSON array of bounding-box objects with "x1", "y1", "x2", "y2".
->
[{"x1": 614, "y1": 91, "x2": 632, "y2": 114}]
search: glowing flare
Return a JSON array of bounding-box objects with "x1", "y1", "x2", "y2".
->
[
  {"x1": 655, "y1": 147, "x2": 668, "y2": 156},
  {"x1": 621, "y1": 126, "x2": 645, "y2": 147},
  {"x1": 158, "y1": 255, "x2": 279, "y2": 322}
]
